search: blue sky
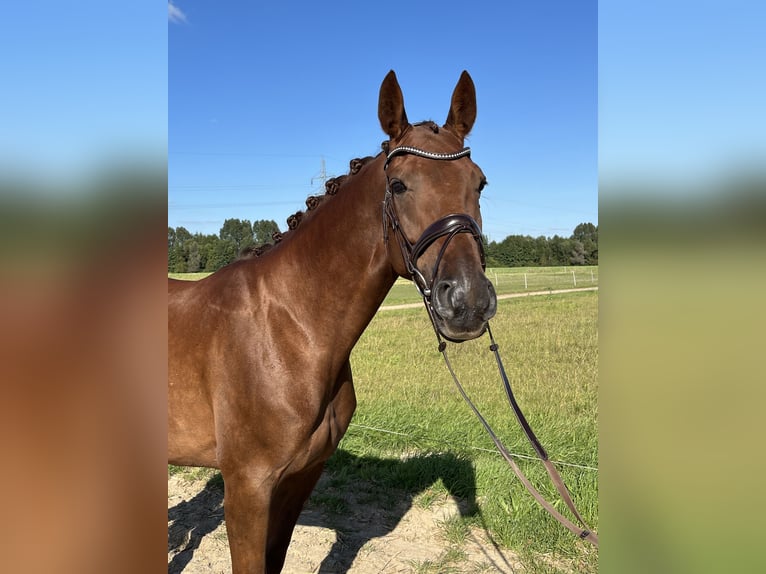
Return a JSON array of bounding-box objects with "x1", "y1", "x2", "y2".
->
[
  {"x1": 0, "y1": 3, "x2": 166, "y2": 181},
  {"x1": 599, "y1": 1, "x2": 766, "y2": 189},
  {"x1": 169, "y1": 1, "x2": 598, "y2": 242},
  {"x1": 1, "y1": 2, "x2": 760, "y2": 219}
]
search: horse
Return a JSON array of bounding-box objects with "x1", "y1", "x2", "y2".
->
[{"x1": 168, "y1": 70, "x2": 498, "y2": 574}]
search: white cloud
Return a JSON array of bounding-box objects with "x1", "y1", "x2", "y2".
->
[{"x1": 168, "y1": 1, "x2": 187, "y2": 24}]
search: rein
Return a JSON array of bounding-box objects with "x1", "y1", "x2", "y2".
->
[
  {"x1": 437, "y1": 328, "x2": 599, "y2": 547},
  {"x1": 382, "y1": 145, "x2": 598, "y2": 547}
]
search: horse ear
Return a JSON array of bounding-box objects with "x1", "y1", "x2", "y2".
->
[
  {"x1": 444, "y1": 70, "x2": 477, "y2": 139},
  {"x1": 378, "y1": 70, "x2": 409, "y2": 140}
]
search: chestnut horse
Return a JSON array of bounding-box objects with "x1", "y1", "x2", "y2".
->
[{"x1": 168, "y1": 70, "x2": 497, "y2": 573}]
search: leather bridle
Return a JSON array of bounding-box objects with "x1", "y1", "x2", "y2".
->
[
  {"x1": 380, "y1": 145, "x2": 599, "y2": 547},
  {"x1": 382, "y1": 145, "x2": 485, "y2": 301}
]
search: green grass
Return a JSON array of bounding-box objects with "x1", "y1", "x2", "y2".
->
[
  {"x1": 341, "y1": 290, "x2": 598, "y2": 571},
  {"x1": 168, "y1": 271, "x2": 210, "y2": 281}
]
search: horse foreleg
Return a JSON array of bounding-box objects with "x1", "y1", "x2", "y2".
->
[
  {"x1": 266, "y1": 463, "x2": 326, "y2": 573},
  {"x1": 221, "y1": 468, "x2": 273, "y2": 574}
]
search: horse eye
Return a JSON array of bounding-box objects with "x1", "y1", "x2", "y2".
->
[
  {"x1": 477, "y1": 178, "x2": 488, "y2": 194},
  {"x1": 390, "y1": 179, "x2": 407, "y2": 195}
]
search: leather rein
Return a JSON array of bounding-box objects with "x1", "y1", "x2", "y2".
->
[{"x1": 381, "y1": 145, "x2": 599, "y2": 547}]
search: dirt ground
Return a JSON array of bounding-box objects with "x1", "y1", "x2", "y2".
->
[{"x1": 168, "y1": 472, "x2": 526, "y2": 573}]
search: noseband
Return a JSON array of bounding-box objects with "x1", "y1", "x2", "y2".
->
[{"x1": 382, "y1": 145, "x2": 485, "y2": 300}]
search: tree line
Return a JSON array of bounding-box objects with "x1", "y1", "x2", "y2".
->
[
  {"x1": 168, "y1": 218, "x2": 280, "y2": 273},
  {"x1": 485, "y1": 222, "x2": 598, "y2": 267},
  {"x1": 168, "y1": 219, "x2": 597, "y2": 273}
]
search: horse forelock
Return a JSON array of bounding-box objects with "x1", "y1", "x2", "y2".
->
[{"x1": 414, "y1": 120, "x2": 439, "y2": 134}]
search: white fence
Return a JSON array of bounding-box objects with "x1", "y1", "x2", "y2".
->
[{"x1": 487, "y1": 267, "x2": 599, "y2": 292}]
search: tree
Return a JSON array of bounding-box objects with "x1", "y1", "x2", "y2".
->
[
  {"x1": 168, "y1": 226, "x2": 176, "y2": 250},
  {"x1": 569, "y1": 240, "x2": 586, "y2": 265},
  {"x1": 168, "y1": 227, "x2": 177, "y2": 271},
  {"x1": 220, "y1": 218, "x2": 253, "y2": 252},
  {"x1": 252, "y1": 219, "x2": 280, "y2": 245},
  {"x1": 572, "y1": 222, "x2": 597, "y2": 244},
  {"x1": 206, "y1": 239, "x2": 238, "y2": 271},
  {"x1": 571, "y1": 223, "x2": 598, "y2": 265},
  {"x1": 478, "y1": 224, "x2": 599, "y2": 268},
  {"x1": 534, "y1": 236, "x2": 553, "y2": 266},
  {"x1": 175, "y1": 226, "x2": 192, "y2": 245},
  {"x1": 169, "y1": 226, "x2": 193, "y2": 272},
  {"x1": 549, "y1": 235, "x2": 573, "y2": 266},
  {"x1": 186, "y1": 240, "x2": 201, "y2": 272}
]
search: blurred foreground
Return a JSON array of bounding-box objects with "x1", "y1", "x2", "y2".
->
[
  {"x1": 0, "y1": 168, "x2": 167, "y2": 574},
  {"x1": 600, "y1": 172, "x2": 766, "y2": 573}
]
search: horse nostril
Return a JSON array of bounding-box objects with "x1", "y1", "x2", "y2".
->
[
  {"x1": 435, "y1": 280, "x2": 451, "y2": 294},
  {"x1": 434, "y1": 280, "x2": 458, "y2": 318}
]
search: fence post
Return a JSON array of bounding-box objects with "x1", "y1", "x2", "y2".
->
[
  {"x1": 524, "y1": 273, "x2": 528, "y2": 290},
  {"x1": 572, "y1": 270, "x2": 577, "y2": 287}
]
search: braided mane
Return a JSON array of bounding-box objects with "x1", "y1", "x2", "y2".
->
[{"x1": 238, "y1": 151, "x2": 382, "y2": 259}]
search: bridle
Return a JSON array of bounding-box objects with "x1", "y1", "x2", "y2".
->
[
  {"x1": 382, "y1": 145, "x2": 488, "y2": 345},
  {"x1": 380, "y1": 145, "x2": 599, "y2": 547},
  {"x1": 382, "y1": 145, "x2": 484, "y2": 302}
]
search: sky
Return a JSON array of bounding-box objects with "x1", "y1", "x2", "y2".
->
[
  {"x1": 2, "y1": 2, "x2": 759, "y2": 232},
  {"x1": 0, "y1": 3, "x2": 167, "y2": 183},
  {"x1": 168, "y1": 1, "x2": 598, "y2": 242},
  {"x1": 599, "y1": 1, "x2": 766, "y2": 190}
]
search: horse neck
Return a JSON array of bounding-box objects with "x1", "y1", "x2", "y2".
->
[{"x1": 266, "y1": 154, "x2": 396, "y2": 351}]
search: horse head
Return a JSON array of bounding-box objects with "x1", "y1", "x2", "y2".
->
[{"x1": 378, "y1": 70, "x2": 497, "y2": 342}]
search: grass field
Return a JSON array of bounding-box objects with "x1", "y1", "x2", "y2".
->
[
  {"x1": 169, "y1": 271, "x2": 598, "y2": 572},
  {"x1": 342, "y1": 291, "x2": 598, "y2": 571}
]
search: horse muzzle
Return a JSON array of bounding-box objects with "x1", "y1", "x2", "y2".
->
[
  {"x1": 431, "y1": 273, "x2": 497, "y2": 341},
  {"x1": 397, "y1": 210, "x2": 497, "y2": 342},
  {"x1": 382, "y1": 185, "x2": 496, "y2": 342}
]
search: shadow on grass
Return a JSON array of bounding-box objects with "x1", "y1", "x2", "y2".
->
[{"x1": 167, "y1": 448, "x2": 513, "y2": 573}]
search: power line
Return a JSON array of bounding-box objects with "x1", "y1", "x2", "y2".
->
[
  {"x1": 169, "y1": 200, "x2": 300, "y2": 210},
  {"x1": 169, "y1": 183, "x2": 310, "y2": 190}
]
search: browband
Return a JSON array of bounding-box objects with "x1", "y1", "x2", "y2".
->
[{"x1": 384, "y1": 146, "x2": 471, "y2": 170}]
